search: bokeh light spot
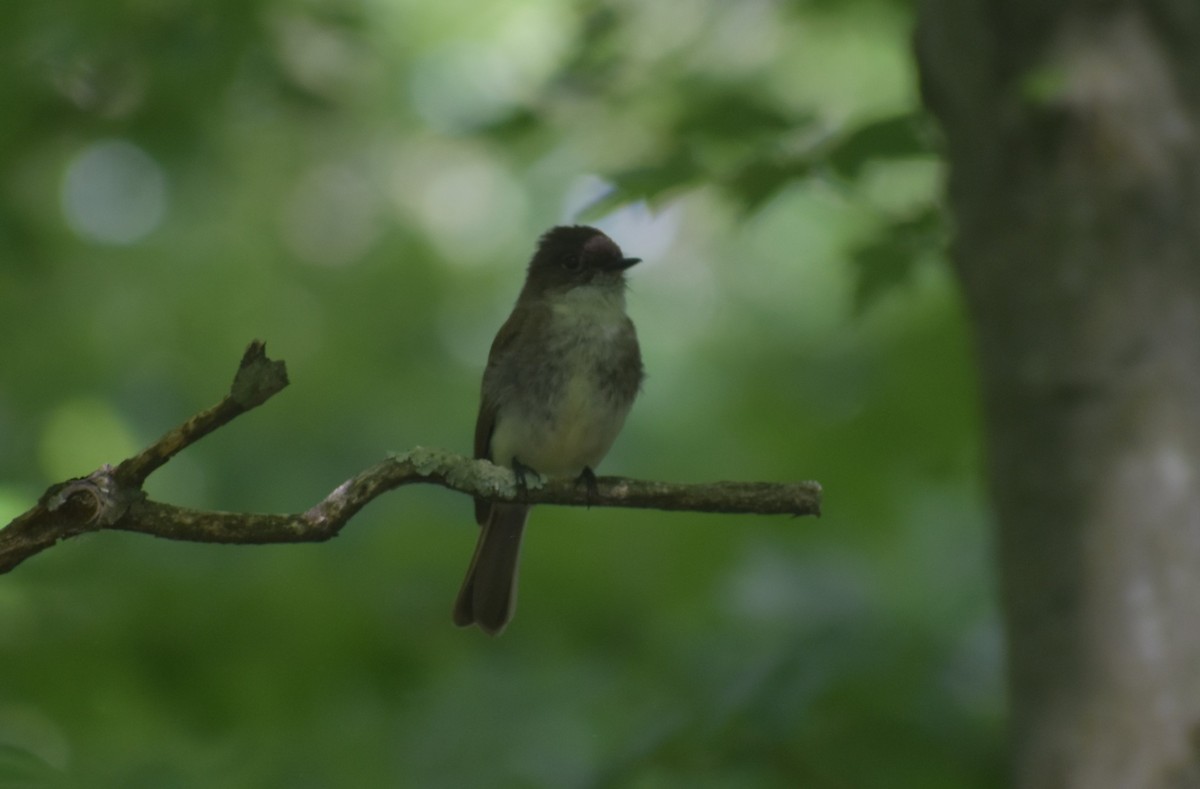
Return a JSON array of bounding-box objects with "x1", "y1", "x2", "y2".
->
[
  {"x1": 0, "y1": 486, "x2": 29, "y2": 529},
  {"x1": 281, "y1": 166, "x2": 381, "y2": 267},
  {"x1": 38, "y1": 398, "x2": 140, "y2": 481},
  {"x1": 61, "y1": 139, "x2": 168, "y2": 245},
  {"x1": 408, "y1": 5, "x2": 564, "y2": 135},
  {"x1": 391, "y1": 145, "x2": 527, "y2": 266}
]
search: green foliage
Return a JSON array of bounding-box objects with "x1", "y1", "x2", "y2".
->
[
  {"x1": 0, "y1": 0, "x2": 995, "y2": 787},
  {"x1": 851, "y1": 206, "x2": 946, "y2": 315},
  {"x1": 0, "y1": 744, "x2": 64, "y2": 788},
  {"x1": 827, "y1": 113, "x2": 933, "y2": 180}
]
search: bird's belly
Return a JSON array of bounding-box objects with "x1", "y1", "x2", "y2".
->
[{"x1": 490, "y1": 372, "x2": 630, "y2": 478}]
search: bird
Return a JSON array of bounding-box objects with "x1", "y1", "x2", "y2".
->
[{"x1": 453, "y1": 225, "x2": 644, "y2": 635}]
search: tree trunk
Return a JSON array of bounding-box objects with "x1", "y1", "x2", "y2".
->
[{"x1": 916, "y1": 2, "x2": 1200, "y2": 787}]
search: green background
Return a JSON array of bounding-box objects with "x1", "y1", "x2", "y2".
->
[{"x1": 0, "y1": 0, "x2": 1000, "y2": 786}]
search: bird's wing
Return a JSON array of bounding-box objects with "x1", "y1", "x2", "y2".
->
[{"x1": 473, "y1": 307, "x2": 528, "y2": 524}]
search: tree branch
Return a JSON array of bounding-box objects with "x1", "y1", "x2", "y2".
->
[
  {"x1": 1, "y1": 342, "x2": 823, "y2": 574},
  {"x1": 113, "y1": 340, "x2": 288, "y2": 487}
]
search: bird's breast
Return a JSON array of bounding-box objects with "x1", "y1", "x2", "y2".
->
[{"x1": 487, "y1": 287, "x2": 640, "y2": 477}]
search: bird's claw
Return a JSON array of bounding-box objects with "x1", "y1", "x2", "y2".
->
[
  {"x1": 511, "y1": 458, "x2": 541, "y2": 502},
  {"x1": 576, "y1": 466, "x2": 599, "y2": 508}
]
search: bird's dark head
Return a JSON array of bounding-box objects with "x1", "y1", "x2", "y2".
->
[{"x1": 522, "y1": 225, "x2": 640, "y2": 295}]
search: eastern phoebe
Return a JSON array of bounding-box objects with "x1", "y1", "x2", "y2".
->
[{"x1": 453, "y1": 225, "x2": 644, "y2": 635}]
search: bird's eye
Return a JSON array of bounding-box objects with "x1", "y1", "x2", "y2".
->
[{"x1": 563, "y1": 255, "x2": 584, "y2": 272}]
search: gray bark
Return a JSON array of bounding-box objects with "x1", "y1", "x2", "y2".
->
[{"x1": 917, "y1": 2, "x2": 1200, "y2": 787}]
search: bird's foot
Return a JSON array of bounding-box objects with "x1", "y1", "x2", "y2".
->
[
  {"x1": 511, "y1": 458, "x2": 541, "y2": 502},
  {"x1": 576, "y1": 466, "x2": 599, "y2": 508}
]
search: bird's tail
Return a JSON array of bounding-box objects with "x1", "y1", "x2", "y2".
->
[{"x1": 452, "y1": 503, "x2": 529, "y2": 635}]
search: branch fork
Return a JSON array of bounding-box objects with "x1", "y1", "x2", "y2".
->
[{"x1": 1, "y1": 341, "x2": 822, "y2": 573}]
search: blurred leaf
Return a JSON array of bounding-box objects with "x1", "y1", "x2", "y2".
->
[
  {"x1": 785, "y1": 0, "x2": 916, "y2": 13},
  {"x1": 672, "y1": 79, "x2": 805, "y2": 145},
  {"x1": 552, "y1": 4, "x2": 626, "y2": 94},
  {"x1": 828, "y1": 113, "x2": 935, "y2": 180},
  {"x1": 584, "y1": 83, "x2": 815, "y2": 218},
  {"x1": 852, "y1": 205, "x2": 945, "y2": 314},
  {"x1": 1020, "y1": 66, "x2": 1069, "y2": 106},
  {"x1": 475, "y1": 107, "x2": 545, "y2": 144},
  {"x1": 0, "y1": 745, "x2": 61, "y2": 788},
  {"x1": 581, "y1": 150, "x2": 701, "y2": 217},
  {"x1": 724, "y1": 154, "x2": 815, "y2": 214}
]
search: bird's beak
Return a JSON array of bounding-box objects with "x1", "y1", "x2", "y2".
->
[{"x1": 612, "y1": 257, "x2": 641, "y2": 271}]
